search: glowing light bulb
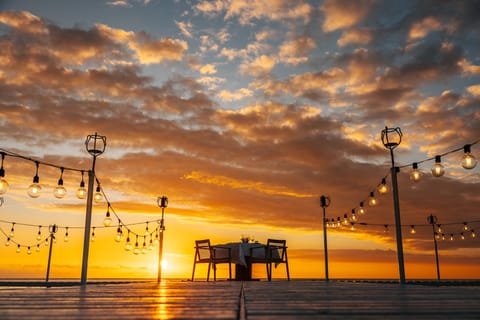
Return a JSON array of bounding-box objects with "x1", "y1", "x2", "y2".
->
[
  {"x1": 64, "y1": 228, "x2": 69, "y2": 242},
  {"x1": 5, "y1": 237, "x2": 10, "y2": 246},
  {"x1": 384, "y1": 225, "x2": 389, "y2": 233},
  {"x1": 36, "y1": 227, "x2": 42, "y2": 241},
  {"x1": 343, "y1": 214, "x2": 349, "y2": 225},
  {"x1": 44, "y1": 238, "x2": 49, "y2": 246},
  {"x1": 437, "y1": 224, "x2": 442, "y2": 233},
  {"x1": 9, "y1": 224, "x2": 14, "y2": 238},
  {"x1": 460, "y1": 233, "x2": 465, "y2": 240},
  {"x1": 0, "y1": 153, "x2": 8, "y2": 194},
  {"x1": 350, "y1": 209, "x2": 357, "y2": 222},
  {"x1": 125, "y1": 240, "x2": 132, "y2": 251},
  {"x1": 16, "y1": 244, "x2": 21, "y2": 253},
  {"x1": 410, "y1": 163, "x2": 421, "y2": 182},
  {"x1": 115, "y1": 226, "x2": 123, "y2": 242},
  {"x1": 336, "y1": 217, "x2": 341, "y2": 227},
  {"x1": 76, "y1": 171, "x2": 87, "y2": 199},
  {"x1": 103, "y1": 209, "x2": 112, "y2": 227},
  {"x1": 53, "y1": 169, "x2": 67, "y2": 199},
  {"x1": 463, "y1": 222, "x2": 469, "y2": 231},
  {"x1": 141, "y1": 240, "x2": 147, "y2": 254},
  {"x1": 449, "y1": 234, "x2": 454, "y2": 241},
  {"x1": 410, "y1": 225, "x2": 416, "y2": 234},
  {"x1": 461, "y1": 144, "x2": 477, "y2": 169},
  {"x1": 368, "y1": 192, "x2": 377, "y2": 206},
  {"x1": 431, "y1": 155, "x2": 445, "y2": 177},
  {"x1": 154, "y1": 233, "x2": 159, "y2": 245},
  {"x1": 471, "y1": 230, "x2": 476, "y2": 238},
  {"x1": 435, "y1": 232, "x2": 440, "y2": 240},
  {"x1": 36, "y1": 244, "x2": 41, "y2": 252},
  {"x1": 378, "y1": 178, "x2": 388, "y2": 194},
  {"x1": 350, "y1": 223, "x2": 355, "y2": 231},
  {"x1": 28, "y1": 181, "x2": 42, "y2": 198},
  {"x1": 94, "y1": 185, "x2": 102, "y2": 202},
  {"x1": 358, "y1": 202, "x2": 366, "y2": 215},
  {"x1": 91, "y1": 228, "x2": 96, "y2": 242},
  {"x1": 441, "y1": 233, "x2": 445, "y2": 240},
  {"x1": 27, "y1": 246, "x2": 31, "y2": 255},
  {"x1": 149, "y1": 239, "x2": 154, "y2": 250}
]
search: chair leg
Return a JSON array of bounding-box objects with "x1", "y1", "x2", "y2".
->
[
  {"x1": 207, "y1": 262, "x2": 211, "y2": 281},
  {"x1": 213, "y1": 263, "x2": 217, "y2": 281},
  {"x1": 228, "y1": 262, "x2": 232, "y2": 280},
  {"x1": 266, "y1": 262, "x2": 272, "y2": 281},
  {"x1": 285, "y1": 252, "x2": 290, "y2": 281},
  {"x1": 192, "y1": 262, "x2": 196, "y2": 281}
]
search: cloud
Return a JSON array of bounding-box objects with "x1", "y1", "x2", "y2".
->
[
  {"x1": 107, "y1": 1, "x2": 132, "y2": 8},
  {"x1": 195, "y1": 0, "x2": 313, "y2": 25},
  {"x1": 175, "y1": 20, "x2": 193, "y2": 38},
  {"x1": 217, "y1": 88, "x2": 253, "y2": 102},
  {"x1": 337, "y1": 28, "x2": 374, "y2": 47},
  {"x1": 278, "y1": 36, "x2": 316, "y2": 65},
  {"x1": 321, "y1": 0, "x2": 374, "y2": 32},
  {"x1": 408, "y1": 16, "x2": 443, "y2": 40},
  {"x1": 239, "y1": 54, "x2": 276, "y2": 76}
]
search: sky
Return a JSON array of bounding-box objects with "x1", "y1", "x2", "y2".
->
[{"x1": 0, "y1": 0, "x2": 479, "y2": 281}]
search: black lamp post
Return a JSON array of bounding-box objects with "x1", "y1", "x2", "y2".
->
[
  {"x1": 381, "y1": 126, "x2": 405, "y2": 284},
  {"x1": 46, "y1": 224, "x2": 57, "y2": 285},
  {"x1": 427, "y1": 214, "x2": 441, "y2": 282},
  {"x1": 81, "y1": 133, "x2": 106, "y2": 285},
  {"x1": 320, "y1": 195, "x2": 331, "y2": 282},
  {"x1": 157, "y1": 195, "x2": 168, "y2": 283}
]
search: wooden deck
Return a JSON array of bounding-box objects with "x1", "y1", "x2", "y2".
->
[{"x1": 0, "y1": 280, "x2": 479, "y2": 319}]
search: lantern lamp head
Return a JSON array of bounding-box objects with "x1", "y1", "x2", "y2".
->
[
  {"x1": 85, "y1": 133, "x2": 107, "y2": 157},
  {"x1": 381, "y1": 126, "x2": 402, "y2": 150}
]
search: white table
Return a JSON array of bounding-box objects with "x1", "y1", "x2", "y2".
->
[{"x1": 214, "y1": 242, "x2": 265, "y2": 280}]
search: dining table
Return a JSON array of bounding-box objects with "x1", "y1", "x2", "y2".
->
[{"x1": 213, "y1": 241, "x2": 266, "y2": 281}]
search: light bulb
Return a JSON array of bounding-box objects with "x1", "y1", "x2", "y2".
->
[
  {"x1": 64, "y1": 228, "x2": 69, "y2": 242},
  {"x1": 27, "y1": 246, "x2": 32, "y2": 255},
  {"x1": 141, "y1": 241, "x2": 147, "y2": 254},
  {"x1": 368, "y1": 192, "x2": 377, "y2": 206},
  {"x1": 53, "y1": 169, "x2": 67, "y2": 199},
  {"x1": 0, "y1": 153, "x2": 8, "y2": 194},
  {"x1": 0, "y1": 177, "x2": 8, "y2": 195},
  {"x1": 460, "y1": 233, "x2": 465, "y2": 240},
  {"x1": 336, "y1": 217, "x2": 341, "y2": 227},
  {"x1": 384, "y1": 225, "x2": 389, "y2": 233},
  {"x1": 358, "y1": 202, "x2": 366, "y2": 215},
  {"x1": 115, "y1": 226, "x2": 123, "y2": 242},
  {"x1": 5, "y1": 237, "x2": 10, "y2": 246},
  {"x1": 94, "y1": 186, "x2": 102, "y2": 202},
  {"x1": 471, "y1": 230, "x2": 476, "y2": 238},
  {"x1": 36, "y1": 244, "x2": 41, "y2": 252},
  {"x1": 343, "y1": 214, "x2": 349, "y2": 225},
  {"x1": 103, "y1": 210, "x2": 112, "y2": 227},
  {"x1": 144, "y1": 223, "x2": 150, "y2": 237},
  {"x1": 441, "y1": 233, "x2": 445, "y2": 240},
  {"x1": 36, "y1": 227, "x2": 42, "y2": 241},
  {"x1": 125, "y1": 238, "x2": 132, "y2": 251},
  {"x1": 461, "y1": 144, "x2": 477, "y2": 169},
  {"x1": 410, "y1": 225, "x2": 416, "y2": 234},
  {"x1": 149, "y1": 239, "x2": 154, "y2": 250},
  {"x1": 350, "y1": 223, "x2": 355, "y2": 231},
  {"x1": 154, "y1": 233, "x2": 159, "y2": 245},
  {"x1": 44, "y1": 238, "x2": 49, "y2": 246},
  {"x1": 28, "y1": 182, "x2": 42, "y2": 198},
  {"x1": 77, "y1": 171, "x2": 87, "y2": 199},
  {"x1": 463, "y1": 222, "x2": 469, "y2": 231},
  {"x1": 16, "y1": 244, "x2": 21, "y2": 253},
  {"x1": 350, "y1": 209, "x2": 357, "y2": 222},
  {"x1": 449, "y1": 234, "x2": 454, "y2": 241},
  {"x1": 378, "y1": 178, "x2": 388, "y2": 194},
  {"x1": 437, "y1": 224, "x2": 442, "y2": 233},
  {"x1": 28, "y1": 162, "x2": 41, "y2": 198},
  {"x1": 410, "y1": 163, "x2": 421, "y2": 182},
  {"x1": 431, "y1": 155, "x2": 445, "y2": 177},
  {"x1": 435, "y1": 232, "x2": 440, "y2": 240},
  {"x1": 9, "y1": 225, "x2": 14, "y2": 238},
  {"x1": 91, "y1": 228, "x2": 96, "y2": 242}
]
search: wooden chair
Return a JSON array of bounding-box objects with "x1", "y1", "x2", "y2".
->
[
  {"x1": 191, "y1": 239, "x2": 232, "y2": 281},
  {"x1": 250, "y1": 239, "x2": 290, "y2": 281}
]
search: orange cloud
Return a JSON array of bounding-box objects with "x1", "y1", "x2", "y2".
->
[
  {"x1": 408, "y1": 16, "x2": 443, "y2": 40},
  {"x1": 184, "y1": 171, "x2": 315, "y2": 198},
  {"x1": 278, "y1": 36, "x2": 316, "y2": 65},
  {"x1": 321, "y1": 0, "x2": 374, "y2": 32},
  {"x1": 0, "y1": 11, "x2": 48, "y2": 34},
  {"x1": 337, "y1": 28, "x2": 374, "y2": 47}
]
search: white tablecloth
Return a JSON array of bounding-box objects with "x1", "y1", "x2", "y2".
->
[{"x1": 213, "y1": 242, "x2": 265, "y2": 267}]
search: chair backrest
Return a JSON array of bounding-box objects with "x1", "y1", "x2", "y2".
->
[
  {"x1": 267, "y1": 239, "x2": 287, "y2": 262},
  {"x1": 195, "y1": 239, "x2": 212, "y2": 261}
]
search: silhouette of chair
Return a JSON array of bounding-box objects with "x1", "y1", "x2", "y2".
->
[
  {"x1": 191, "y1": 239, "x2": 232, "y2": 281},
  {"x1": 250, "y1": 239, "x2": 290, "y2": 281}
]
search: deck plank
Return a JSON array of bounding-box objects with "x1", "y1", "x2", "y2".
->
[{"x1": 0, "y1": 280, "x2": 479, "y2": 319}]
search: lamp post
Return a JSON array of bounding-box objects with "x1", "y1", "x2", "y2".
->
[
  {"x1": 381, "y1": 126, "x2": 405, "y2": 284},
  {"x1": 81, "y1": 133, "x2": 106, "y2": 285},
  {"x1": 427, "y1": 214, "x2": 441, "y2": 282},
  {"x1": 320, "y1": 195, "x2": 331, "y2": 282},
  {"x1": 157, "y1": 195, "x2": 168, "y2": 283},
  {"x1": 46, "y1": 224, "x2": 58, "y2": 285}
]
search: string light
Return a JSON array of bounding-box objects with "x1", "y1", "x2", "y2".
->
[
  {"x1": 28, "y1": 161, "x2": 42, "y2": 198},
  {"x1": 437, "y1": 224, "x2": 442, "y2": 233},
  {"x1": 441, "y1": 233, "x2": 445, "y2": 240},
  {"x1": 461, "y1": 144, "x2": 477, "y2": 169},
  {"x1": 44, "y1": 238, "x2": 49, "y2": 246},
  {"x1": 103, "y1": 204, "x2": 112, "y2": 227},
  {"x1": 431, "y1": 155, "x2": 445, "y2": 177},
  {"x1": 125, "y1": 231, "x2": 132, "y2": 251},
  {"x1": 0, "y1": 152, "x2": 9, "y2": 194},
  {"x1": 53, "y1": 167, "x2": 67, "y2": 199},
  {"x1": 64, "y1": 227, "x2": 69, "y2": 242},
  {"x1": 350, "y1": 209, "x2": 357, "y2": 222},
  {"x1": 16, "y1": 244, "x2": 20, "y2": 253},
  {"x1": 115, "y1": 225, "x2": 123, "y2": 242},
  {"x1": 36, "y1": 244, "x2": 40, "y2": 252},
  {"x1": 36, "y1": 226, "x2": 42, "y2": 241},
  {"x1": 410, "y1": 163, "x2": 421, "y2": 182},
  {"x1": 9, "y1": 223, "x2": 15, "y2": 238},
  {"x1": 384, "y1": 224, "x2": 389, "y2": 233},
  {"x1": 410, "y1": 225, "x2": 416, "y2": 234},
  {"x1": 141, "y1": 237, "x2": 147, "y2": 254},
  {"x1": 342, "y1": 214, "x2": 349, "y2": 225},
  {"x1": 463, "y1": 222, "x2": 469, "y2": 231},
  {"x1": 144, "y1": 222, "x2": 150, "y2": 236},
  {"x1": 435, "y1": 232, "x2": 440, "y2": 240},
  {"x1": 133, "y1": 235, "x2": 140, "y2": 255},
  {"x1": 94, "y1": 183, "x2": 102, "y2": 202},
  {"x1": 358, "y1": 202, "x2": 366, "y2": 215},
  {"x1": 5, "y1": 237, "x2": 10, "y2": 246},
  {"x1": 27, "y1": 246, "x2": 31, "y2": 255},
  {"x1": 471, "y1": 230, "x2": 476, "y2": 238},
  {"x1": 76, "y1": 171, "x2": 87, "y2": 199},
  {"x1": 377, "y1": 178, "x2": 388, "y2": 194},
  {"x1": 450, "y1": 233, "x2": 454, "y2": 241},
  {"x1": 460, "y1": 233, "x2": 465, "y2": 240},
  {"x1": 368, "y1": 192, "x2": 377, "y2": 206},
  {"x1": 91, "y1": 227, "x2": 96, "y2": 242},
  {"x1": 350, "y1": 222, "x2": 355, "y2": 231}
]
